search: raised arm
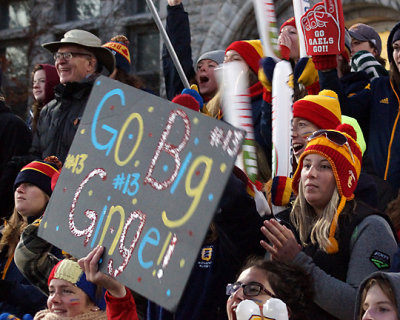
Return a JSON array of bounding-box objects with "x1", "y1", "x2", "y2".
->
[{"x1": 163, "y1": 0, "x2": 195, "y2": 100}]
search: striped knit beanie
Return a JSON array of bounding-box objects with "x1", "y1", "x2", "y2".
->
[
  {"x1": 293, "y1": 89, "x2": 342, "y2": 130},
  {"x1": 225, "y1": 40, "x2": 264, "y2": 74},
  {"x1": 13, "y1": 158, "x2": 60, "y2": 196},
  {"x1": 48, "y1": 259, "x2": 106, "y2": 309},
  {"x1": 102, "y1": 35, "x2": 131, "y2": 74},
  {"x1": 292, "y1": 124, "x2": 362, "y2": 253}
]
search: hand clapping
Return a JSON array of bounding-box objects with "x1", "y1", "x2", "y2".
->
[{"x1": 260, "y1": 219, "x2": 301, "y2": 262}]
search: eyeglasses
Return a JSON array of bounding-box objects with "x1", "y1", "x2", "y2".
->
[
  {"x1": 53, "y1": 52, "x2": 93, "y2": 61},
  {"x1": 307, "y1": 129, "x2": 355, "y2": 163},
  {"x1": 226, "y1": 281, "x2": 275, "y2": 297}
]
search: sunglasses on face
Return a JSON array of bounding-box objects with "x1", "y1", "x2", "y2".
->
[
  {"x1": 307, "y1": 129, "x2": 355, "y2": 163},
  {"x1": 226, "y1": 281, "x2": 275, "y2": 297}
]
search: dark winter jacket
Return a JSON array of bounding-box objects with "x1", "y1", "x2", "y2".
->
[
  {"x1": 30, "y1": 76, "x2": 96, "y2": 163},
  {"x1": 147, "y1": 167, "x2": 266, "y2": 320},
  {"x1": 0, "y1": 243, "x2": 47, "y2": 317},
  {"x1": 319, "y1": 22, "x2": 400, "y2": 191},
  {"x1": 163, "y1": 3, "x2": 195, "y2": 101},
  {"x1": 0, "y1": 100, "x2": 32, "y2": 218}
]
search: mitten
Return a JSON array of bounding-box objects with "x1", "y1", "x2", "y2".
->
[
  {"x1": 271, "y1": 176, "x2": 293, "y2": 206},
  {"x1": 259, "y1": 57, "x2": 276, "y2": 91},
  {"x1": 280, "y1": 45, "x2": 291, "y2": 61},
  {"x1": 311, "y1": 55, "x2": 337, "y2": 71},
  {"x1": 351, "y1": 50, "x2": 388, "y2": 80},
  {"x1": 258, "y1": 57, "x2": 277, "y2": 103},
  {"x1": 294, "y1": 57, "x2": 320, "y2": 94},
  {"x1": 172, "y1": 85, "x2": 203, "y2": 112}
]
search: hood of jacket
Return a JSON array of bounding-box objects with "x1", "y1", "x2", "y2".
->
[
  {"x1": 387, "y1": 22, "x2": 400, "y2": 67},
  {"x1": 354, "y1": 271, "x2": 400, "y2": 319}
]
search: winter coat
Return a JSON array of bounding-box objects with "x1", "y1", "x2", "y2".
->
[{"x1": 31, "y1": 75, "x2": 97, "y2": 163}]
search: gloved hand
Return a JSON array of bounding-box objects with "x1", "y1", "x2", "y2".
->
[
  {"x1": 294, "y1": 57, "x2": 320, "y2": 94},
  {"x1": 270, "y1": 176, "x2": 293, "y2": 207},
  {"x1": 259, "y1": 57, "x2": 276, "y2": 92},
  {"x1": 311, "y1": 55, "x2": 337, "y2": 71},
  {"x1": 0, "y1": 280, "x2": 12, "y2": 301},
  {"x1": 301, "y1": 1, "x2": 344, "y2": 71},
  {"x1": 258, "y1": 57, "x2": 277, "y2": 103},
  {"x1": 171, "y1": 85, "x2": 204, "y2": 112}
]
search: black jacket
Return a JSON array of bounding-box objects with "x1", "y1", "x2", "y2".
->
[
  {"x1": 31, "y1": 76, "x2": 96, "y2": 163},
  {"x1": 162, "y1": 4, "x2": 195, "y2": 101},
  {"x1": 0, "y1": 99, "x2": 32, "y2": 218}
]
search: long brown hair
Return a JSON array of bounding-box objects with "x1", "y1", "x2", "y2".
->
[
  {"x1": 0, "y1": 208, "x2": 28, "y2": 254},
  {"x1": 31, "y1": 64, "x2": 44, "y2": 133}
]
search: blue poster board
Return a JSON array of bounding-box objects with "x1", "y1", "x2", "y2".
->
[{"x1": 38, "y1": 76, "x2": 244, "y2": 311}]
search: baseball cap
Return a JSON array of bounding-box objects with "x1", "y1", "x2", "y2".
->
[{"x1": 348, "y1": 23, "x2": 382, "y2": 55}]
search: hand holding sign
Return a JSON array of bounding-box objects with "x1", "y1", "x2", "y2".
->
[{"x1": 301, "y1": 0, "x2": 345, "y2": 70}]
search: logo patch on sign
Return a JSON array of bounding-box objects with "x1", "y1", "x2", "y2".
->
[{"x1": 370, "y1": 250, "x2": 390, "y2": 269}]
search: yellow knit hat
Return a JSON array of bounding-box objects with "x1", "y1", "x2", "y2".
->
[{"x1": 292, "y1": 124, "x2": 362, "y2": 253}]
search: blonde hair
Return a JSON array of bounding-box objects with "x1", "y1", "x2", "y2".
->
[
  {"x1": 291, "y1": 180, "x2": 340, "y2": 252},
  {"x1": 204, "y1": 90, "x2": 222, "y2": 119}
]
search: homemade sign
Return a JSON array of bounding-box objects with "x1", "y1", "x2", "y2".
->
[{"x1": 38, "y1": 76, "x2": 244, "y2": 311}]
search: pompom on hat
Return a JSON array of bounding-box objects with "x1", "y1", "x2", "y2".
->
[
  {"x1": 102, "y1": 35, "x2": 131, "y2": 74},
  {"x1": 293, "y1": 89, "x2": 342, "y2": 130},
  {"x1": 292, "y1": 124, "x2": 363, "y2": 254},
  {"x1": 48, "y1": 259, "x2": 106, "y2": 310},
  {"x1": 225, "y1": 40, "x2": 264, "y2": 74},
  {"x1": 13, "y1": 156, "x2": 61, "y2": 196}
]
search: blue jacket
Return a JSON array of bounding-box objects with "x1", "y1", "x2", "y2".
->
[
  {"x1": 320, "y1": 69, "x2": 400, "y2": 191},
  {"x1": 0, "y1": 247, "x2": 47, "y2": 317},
  {"x1": 319, "y1": 22, "x2": 400, "y2": 191}
]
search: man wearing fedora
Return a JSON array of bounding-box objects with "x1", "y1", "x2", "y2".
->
[{"x1": 30, "y1": 29, "x2": 115, "y2": 163}]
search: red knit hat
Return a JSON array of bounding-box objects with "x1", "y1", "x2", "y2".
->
[
  {"x1": 280, "y1": 17, "x2": 296, "y2": 32},
  {"x1": 225, "y1": 40, "x2": 264, "y2": 74},
  {"x1": 293, "y1": 89, "x2": 341, "y2": 130},
  {"x1": 292, "y1": 124, "x2": 362, "y2": 253}
]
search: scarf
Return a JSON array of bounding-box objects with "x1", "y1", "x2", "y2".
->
[{"x1": 34, "y1": 309, "x2": 107, "y2": 320}]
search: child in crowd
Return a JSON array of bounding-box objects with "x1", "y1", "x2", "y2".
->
[
  {"x1": 355, "y1": 272, "x2": 400, "y2": 320},
  {"x1": 28, "y1": 64, "x2": 59, "y2": 133}
]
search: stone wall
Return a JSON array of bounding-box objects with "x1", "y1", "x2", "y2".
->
[{"x1": 177, "y1": 0, "x2": 399, "y2": 63}]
